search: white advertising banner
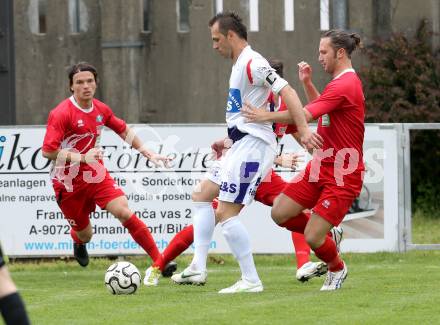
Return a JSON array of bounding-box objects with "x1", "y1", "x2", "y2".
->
[{"x1": 0, "y1": 124, "x2": 399, "y2": 257}]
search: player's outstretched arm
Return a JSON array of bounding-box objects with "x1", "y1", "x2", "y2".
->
[
  {"x1": 118, "y1": 126, "x2": 172, "y2": 167},
  {"x1": 298, "y1": 61, "x2": 320, "y2": 103},
  {"x1": 242, "y1": 102, "x2": 293, "y2": 123},
  {"x1": 280, "y1": 86, "x2": 323, "y2": 150},
  {"x1": 42, "y1": 148, "x2": 103, "y2": 164}
]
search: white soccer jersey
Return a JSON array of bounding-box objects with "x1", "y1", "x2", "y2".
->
[{"x1": 226, "y1": 46, "x2": 288, "y2": 146}]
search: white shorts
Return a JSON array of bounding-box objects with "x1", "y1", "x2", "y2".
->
[{"x1": 207, "y1": 135, "x2": 276, "y2": 205}]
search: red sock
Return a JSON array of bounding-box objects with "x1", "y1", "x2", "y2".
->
[
  {"x1": 313, "y1": 236, "x2": 344, "y2": 272},
  {"x1": 291, "y1": 232, "x2": 310, "y2": 269},
  {"x1": 154, "y1": 225, "x2": 194, "y2": 270},
  {"x1": 70, "y1": 229, "x2": 83, "y2": 244},
  {"x1": 123, "y1": 215, "x2": 160, "y2": 263},
  {"x1": 280, "y1": 212, "x2": 310, "y2": 233}
]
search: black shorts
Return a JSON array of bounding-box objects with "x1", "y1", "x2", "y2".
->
[{"x1": 0, "y1": 243, "x2": 5, "y2": 267}]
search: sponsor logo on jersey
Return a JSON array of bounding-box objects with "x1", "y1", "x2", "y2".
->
[
  {"x1": 322, "y1": 199, "x2": 331, "y2": 209},
  {"x1": 96, "y1": 114, "x2": 103, "y2": 123},
  {"x1": 226, "y1": 88, "x2": 242, "y2": 113},
  {"x1": 77, "y1": 119, "x2": 84, "y2": 127},
  {"x1": 321, "y1": 114, "x2": 330, "y2": 127}
]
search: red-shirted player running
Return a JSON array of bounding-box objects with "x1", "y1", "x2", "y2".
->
[
  {"x1": 243, "y1": 30, "x2": 364, "y2": 291},
  {"x1": 42, "y1": 62, "x2": 174, "y2": 281}
]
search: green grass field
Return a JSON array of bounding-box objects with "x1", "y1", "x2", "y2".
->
[{"x1": 7, "y1": 251, "x2": 440, "y2": 325}]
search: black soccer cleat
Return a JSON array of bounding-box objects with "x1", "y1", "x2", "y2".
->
[
  {"x1": 73, "y1": 243, "x2": 89, "y2": 267},
  {"x1": 161, "y1": 261, "x2": 177, "y2": 277}
]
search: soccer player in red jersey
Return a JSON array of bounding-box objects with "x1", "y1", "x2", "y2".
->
[
  {"x1": 42, "y1": 62, "x2": 172, "y2": 282},
  {"x1": 0, "y1": 244, "x2": 30, "y2": 325},
  {"x1": 243, "y1": 30, "x2": 364, "y2": 290}
]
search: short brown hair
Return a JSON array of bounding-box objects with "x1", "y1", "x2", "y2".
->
[{"x1": 68, "y1": 62, "x2": 98, "y2": 91}]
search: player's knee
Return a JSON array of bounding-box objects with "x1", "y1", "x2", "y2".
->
[
  {"x1": 114, "y1": 208, "x2": 132, "y2": 223},
  {"x1": 215, "y1": 208, "x2": 228, "y2": 222},
  {"x1": 271, "y1": 206, "x2": 285, "y2": 225},
  {"x1": 304, "y1": 231, "x2": 324, "y2": 249}
]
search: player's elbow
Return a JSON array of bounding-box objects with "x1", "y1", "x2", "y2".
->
[{"x1": 304, "y1": 108, "x2": 314, "y2": 123}]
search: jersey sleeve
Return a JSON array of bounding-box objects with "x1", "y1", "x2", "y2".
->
[
  {"x1": 103, "y1": 106, "x2": 127, "y2": 134},
  {"x1": 42, "y1": 110, "x2": 68, "y2": 152},
  {"x1": 249, "y1": 58, "x2": 288, "y2": 94},
  {"x1": 305, "y1": 82, "x2": 345, "y2": 119}
]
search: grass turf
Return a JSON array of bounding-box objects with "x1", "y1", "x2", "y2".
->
[{"x1": 7, "y1": 251, "x2": 440, "y2": 325}]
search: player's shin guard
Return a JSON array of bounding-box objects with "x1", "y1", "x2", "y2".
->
[
  {"x1": 156, "y1": 225, "x2": 194, "y2": 270},
  {"x1": 221, "y1": 216, "x2": 260, "y2": 284},
  {"x1": 191, "y1": 202, "x2": 215, "y2": 272},
  {"x1": 292, "y1": 232, "x2": 311, "y2": 269},
  {"x1": 123, "y1": 214, "x2": 160, "y2": 262},
  {"x1": 0, "y1": 292, "x2": 30, "y2": 325},
  {"x1": 313, "y1": 236, "x2": 344, "y2": 272}
]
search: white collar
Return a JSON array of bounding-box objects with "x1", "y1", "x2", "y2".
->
[
  {"x1": 69, "y1": 96, "x2": 94, "y2": 113},
  {"x1": 333, "y1": 68, "x2": 355, "y2": 80}
]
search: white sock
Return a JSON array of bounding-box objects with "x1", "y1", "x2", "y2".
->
[
  {"x1": 190, "y1": 202, "x2": 215, "y2": 272},
  {"x1": 220, "y1": 216, "x2": 260, "y2": 283}
]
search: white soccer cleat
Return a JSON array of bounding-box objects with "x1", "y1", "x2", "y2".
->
[
  {"x1": 296, "y1": 261, "x2": 328, "y2": 282},
  {"x1": 330, "y1": 226, "x2": 344, "y2": 252},
  {"x1": 320, "y1": 262, "x2": 348, "y2": 291},
  {"x1": 218, "y1": 278, "x2": 264, "y2": 294},
  {"x1": 143, "y1": 266, "x2": 161, "y2": 286},
  {"x1": 171, "y1": 266, "x2": 207, "y2": 285}
]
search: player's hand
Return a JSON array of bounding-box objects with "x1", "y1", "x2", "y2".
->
[
  {"x1": 84, "y1": 147, "x2": 104, "y2": 164},
  {"x1": 300, "y1": 129, "x2": 323, "y2": 150},
  {"x1": 242, "y1": 101, "x2": 268, "y2": 123},
  {"x1": 298, "y1": 61, "x2": 312, "y2": 84},
  {"x1": 211, "y1": 137, "x2": 232, "y2": 160},
  {"x1": 147, "y1": 152, "x2": 173, "y2": 168},
  {"x1": 276, "y1": 152, "x2": 305, "y2": 171}
]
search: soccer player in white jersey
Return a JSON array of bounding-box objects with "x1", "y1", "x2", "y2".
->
[{"x1": 171, "y1": 12, "x2": 322, "y2": 293}]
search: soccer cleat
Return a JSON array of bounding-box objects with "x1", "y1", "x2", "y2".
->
[
  {"x1": 171, "y1": 266, "x2": 207, "y2": 285},
  {"x1": 162, "y1": 261, "x2": 177, "y2": 278},
  {"x1": 73, "y1": 243, "x2": 89, "y2": 267},
  {"x1": 144, "y1": 266, "x2": 161, "y2": 286},
  {"x1": 218, "y1": 278, "x2": 264, "y2": 294},
  {"x1": 330, "y1": 225, "x2": 344, "y2": 252},
  {"x1": 320, "y1": 262, "x2": 348, "y2": 291},
  {"x1": 296, "y1": 261, "x2": 328, "y2": 282}
]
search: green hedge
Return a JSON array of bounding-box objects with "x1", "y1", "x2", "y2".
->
[{"x1": 359, "y1": 20, "x2": 440, "y2": 217}]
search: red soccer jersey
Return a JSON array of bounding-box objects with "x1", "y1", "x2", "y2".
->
[
  {"x1": 42, "y1": 96, "x2": 126, "y2": 187},
  {"x1": 305, "y1": 70, "x2": 365, "y2": 170}
]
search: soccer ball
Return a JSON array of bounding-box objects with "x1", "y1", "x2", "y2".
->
[{"x1": 104, "y1": 261, "x2": 141, "y2": 295}]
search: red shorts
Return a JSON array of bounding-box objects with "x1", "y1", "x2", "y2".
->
[
  {"x1": 283, "y1": 161, "x2": 363, "y2": 226},
  {"x1": 254, "y1": 169, "x2": 286, "y2": 207},
  {"x1": 53, "y1": 171, "x2": 125, "y2": 231}
]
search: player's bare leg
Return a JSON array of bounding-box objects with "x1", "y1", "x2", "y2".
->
[
  {"x1": 216, "y1": 201, "x2": 263, "y2": 294},
  {"x1": 171, "y1": 179, "x2": 219, "y2": 285}
]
